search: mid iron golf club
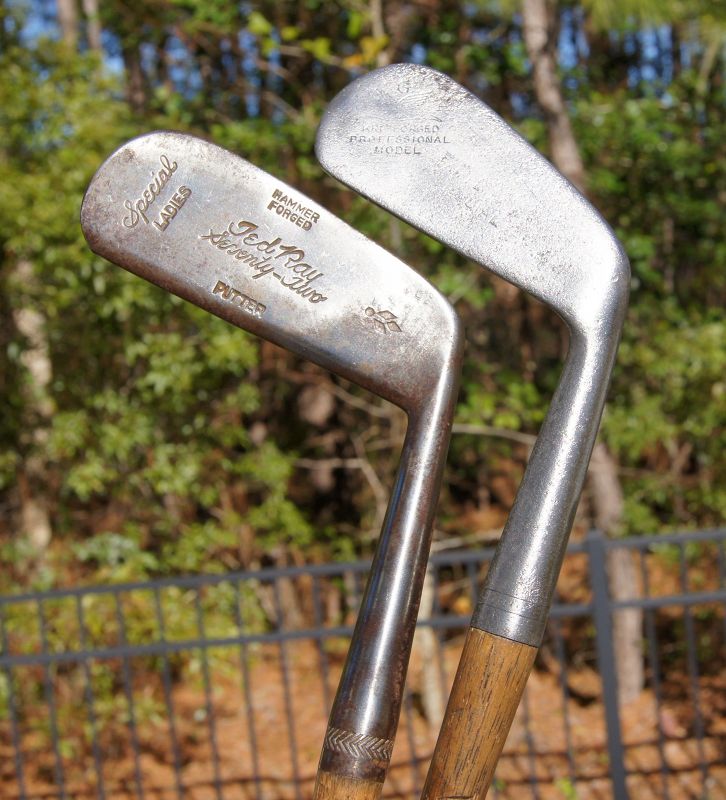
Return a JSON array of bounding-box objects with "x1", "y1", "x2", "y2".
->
[
  {"x1": 81, "y1": 131, "x2": 464, "y2": 800},
  {"x1": 316, "y1": 63, "x2": 629, "y2": 798}
]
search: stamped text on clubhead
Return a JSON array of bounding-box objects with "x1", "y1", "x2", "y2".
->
[
  {"x1": 81, "y1": 131, "x2": 463, "y2": 796},
  {"x1": 316, "y1": 64, "x2": 629, "y2": 797}
]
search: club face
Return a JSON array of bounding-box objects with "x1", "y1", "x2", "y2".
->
[
  {"x1": 81, "y1": 131, "x2": 461, "y2": 411},
  {"x1": 316, "y1": 64, "x2": 629, "y2": 333}
]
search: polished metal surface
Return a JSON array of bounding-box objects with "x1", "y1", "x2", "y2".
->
[
  {"x1": 316, "y1": 64, "x2": 629, "y2": 647},
  {"x1": 81, "y1": 131, "x2": 463, "y2": 783}
]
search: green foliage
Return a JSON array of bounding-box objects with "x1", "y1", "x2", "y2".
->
[
  {"x1": 0, "y1": 572, "x2": 271, "y2": 760},
  {"x1": 0, "y1": 38, "x2": 312, "y2": 588},
  {"x1": 0, "y1": 9, "x2": 726, "y2": 798},
  {"x1": 0, "y1": 2, "x2": 724, "y2": 602},
  {"x1": 74, "y1": 529, "x2": 160, "y2": 577},
  {"x1": 0, "y1": 5, "x2": 723, "y2": 782},
  {"x1": 556, "y1": 777, "x2": 579, "y2": 799},
  {"x1": 582, "y1": 0, "x2": 726, "y2": 31},
  {"x1": 578, "y1": 80, "x2": 726, "y2": 531}
]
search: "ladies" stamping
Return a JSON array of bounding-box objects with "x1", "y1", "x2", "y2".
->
[{"x1": 122, "y1": 154, "x2": 186, "y2": 229}]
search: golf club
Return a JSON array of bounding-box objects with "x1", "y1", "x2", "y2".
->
[
  {"x1": 80, "y1": 130, "x2": 463, "y2": 800},
  {"x1": 316, "y1": 64, "x2": 629, "y2": 798}
]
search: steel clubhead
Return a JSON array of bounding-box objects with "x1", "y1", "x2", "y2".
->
[
  {"x1": 316, "y1": 65, "x2": 629, "y2": 646},
  {"x1": 81, "y1": 130, "x2": 463, "y2": 788}
]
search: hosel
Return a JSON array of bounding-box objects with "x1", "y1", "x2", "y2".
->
[
  {"x1": 473, "y1": 327, "x2": 617, "y2": 647},
  {"x1": 316, "y1": 367, "x2": 460, "y2": 788}
]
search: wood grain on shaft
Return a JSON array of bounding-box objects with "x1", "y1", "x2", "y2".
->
[
  {"x1": 313, "y1": 770, "x2": 383, "y2": 800},
  {"x1": 422, "y1": 627, "x2": 537, "y2": 800}
]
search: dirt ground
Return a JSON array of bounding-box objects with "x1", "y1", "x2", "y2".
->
[{"x1": 3, "y1": 633, "x2": 725, "y2": 800}]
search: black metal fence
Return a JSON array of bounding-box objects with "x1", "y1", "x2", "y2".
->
[{"x1": 1, "y1": 528, "x2": 725, "y2": 800}]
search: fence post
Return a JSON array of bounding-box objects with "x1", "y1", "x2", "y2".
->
[{"x1": 587, "y1": 528, "x2": 629, "y2": 799}]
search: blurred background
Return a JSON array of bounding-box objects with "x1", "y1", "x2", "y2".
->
[{"x1": 0, "y1": 1, "x2": 724, "y2": 798}]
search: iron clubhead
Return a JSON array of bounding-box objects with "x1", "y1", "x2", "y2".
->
[{"x1": 316, "y1": 65, "x2": 629, "y2": 646}]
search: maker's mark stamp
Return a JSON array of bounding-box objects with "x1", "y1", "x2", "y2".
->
[{"x1": 365, "y1": 307, "x2": 401, "y2": 333}]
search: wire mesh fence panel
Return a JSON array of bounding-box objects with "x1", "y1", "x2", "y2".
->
[{"x1": 1, "y1": 529, "x2": 725, "y2": 799}]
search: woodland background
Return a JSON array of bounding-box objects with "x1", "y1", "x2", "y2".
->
[{"x1": 0, "y1": 0, "x2": 724, "y2": 710}]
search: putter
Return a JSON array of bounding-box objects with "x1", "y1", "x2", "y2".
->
[
  {"x1": 316, "y1": 64, "x2": 629, "y2": 798},
  {"x1": 80, "y1": 131, "x2": 463, "y2": 800}
]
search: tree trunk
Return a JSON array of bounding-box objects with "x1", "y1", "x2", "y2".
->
[
  {"x1": 12, "y1": 261, "x2": 54, "y2": 556},
  {"x1": 521, "y1": 0, "x2": 643, "y2": 703},
  {"x1": 16, "y1": 469, "x2": 52, "y2": 553},
  {"x1": 122, "y1": 44, "x2": 147, "y2": 113},
  {"x1": 370, "y1": 0, "x2": 390, "y2": 67},
  {"x1": 412, "y1": 568, "x2": 445, "y2": 731},
  {"x1": 56, "y1": 0, "x2": 79, "y2": 48},
  {"x1": 81, "y1": 0, "x2": 102, "y2": 53},
  {"x1": 589, "y1": 442, "x2": 643, "y2": 705},
  {"x1": 522, "y1": 0, "x2": 586, "y2": 191}
]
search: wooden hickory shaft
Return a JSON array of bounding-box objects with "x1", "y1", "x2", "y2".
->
[{"x1": 422, "y1": 337, "x2": 621, "y2": 799}]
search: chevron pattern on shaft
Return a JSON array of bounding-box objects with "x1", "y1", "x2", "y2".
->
[{"x1": 324, "y1": 726, "x2": 394, "y2": 762}]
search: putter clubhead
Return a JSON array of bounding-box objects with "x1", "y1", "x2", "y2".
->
[
  {"x1": 316, "y1": 64, "x2": 629, "y2": 647},
  {"x1": 81, "y1": 131, "x2": 463, "y2": 792},
  {"x1": 82, "y1": 130, "x2": 459, "y2": 409}
]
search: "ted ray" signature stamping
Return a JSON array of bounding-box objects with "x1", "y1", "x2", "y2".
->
[{"x1": 200, "y1": 219, "x2": 328, "y2": 304}]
